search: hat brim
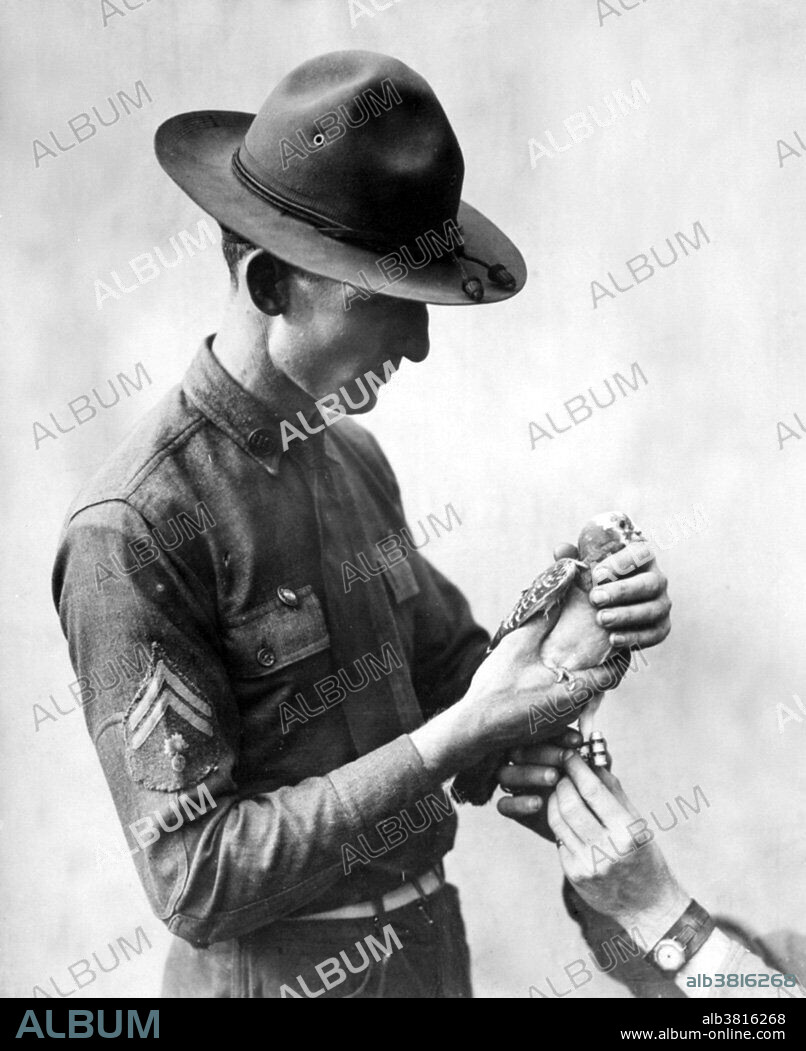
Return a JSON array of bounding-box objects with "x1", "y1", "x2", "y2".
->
[{"x1": 155, "y1": 111, "x2": 527, "y2": 305}]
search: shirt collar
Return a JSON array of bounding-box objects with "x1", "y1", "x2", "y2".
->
[{"x1": 183, "y1": 336, "x2": 332, "y2": 474}]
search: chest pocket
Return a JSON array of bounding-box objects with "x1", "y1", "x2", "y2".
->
[{"x1": 222, "y1": 585, "x2": 330, "y2": 680}]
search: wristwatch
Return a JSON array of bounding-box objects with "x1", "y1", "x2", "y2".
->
[{"x1": 646, "y1": 899, "x2": 715, "y2": 973}]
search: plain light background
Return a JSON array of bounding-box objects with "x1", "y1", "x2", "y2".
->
[{"x1": 2, "y1": 0, "x2": 805, "y2": 998}]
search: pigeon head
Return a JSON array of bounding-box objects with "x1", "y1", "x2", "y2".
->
[{"x1": 578, "y1": 510, "x2": 645, "y2": 564}]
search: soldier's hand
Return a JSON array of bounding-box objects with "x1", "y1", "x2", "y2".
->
[
  {"x1": 554, "y1": 539, "x2": 671, "y2": 650},
  {"x1": 461, "y1": 619, "x2": 623, "y2": 756},
  {"x1": 495, "y1": 731, "x2": 581, "y2": 840},
  {"x1": 412, "y1": 618, "x2": 624, "y2": 777},
  {"x1": 588, "y1": 543, "x2": 671, "y2": 650}
]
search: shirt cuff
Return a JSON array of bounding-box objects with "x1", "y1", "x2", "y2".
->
[{"x1": 675, "y1": 928, "x2": 742, "y2": 997}]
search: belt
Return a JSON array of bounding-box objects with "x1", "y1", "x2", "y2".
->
[{"x1": 290, "y1": 864, "x2": 445, "y2": 921}]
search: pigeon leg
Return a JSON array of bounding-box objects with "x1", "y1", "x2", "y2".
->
[{"x1": 578, "y1": 692, "x2": 604, "y2": 742}]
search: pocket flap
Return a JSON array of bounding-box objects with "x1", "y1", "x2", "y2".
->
[{"x1": 222, "y1": 585, "x2": 330, "y2": 679}]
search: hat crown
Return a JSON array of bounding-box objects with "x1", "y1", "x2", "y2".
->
[{"x1": 238, "y1": 50, "x2": 464, "y2": 249}]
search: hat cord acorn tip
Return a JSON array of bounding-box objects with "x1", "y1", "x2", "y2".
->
[
  {"x1": 457, "y1": 249, "x2": 516, "y2": 291},
  {"x1": 452, "y1": 252, "x2": 484, "y2": 302}
]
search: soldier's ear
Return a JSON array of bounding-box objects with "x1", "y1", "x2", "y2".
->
[{"x1": 245, "y1": 250, "x2": 289, "y2": 316}]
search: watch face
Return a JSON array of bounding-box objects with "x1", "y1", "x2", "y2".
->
[{"x1": 654, "y1": 939, "x2": 686, "y2": 972}]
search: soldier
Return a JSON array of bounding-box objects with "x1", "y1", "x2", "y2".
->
[{"x1": 52, "y1": 50, "x2": 671, "y2": 998}]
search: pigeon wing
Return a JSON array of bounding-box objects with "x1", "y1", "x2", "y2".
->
[{"x1": 488, "y1": 557, "x2": 579, "y2": 651}]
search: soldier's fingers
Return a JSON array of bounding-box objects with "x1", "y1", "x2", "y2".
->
[
  {"x1": 606, "y1": 622, "x2": 671, "y2": 650},
  {"x1": 499, "y1": 763, "x2": 560, "y2": 791},
  {"x1": 591, "y1": 542, "x2": 655, "y2": 584},
  {"x1": 553, "y1": 542, "x2": 579, "y2": 561},
  {"x1": 596, "y1": 598, "x2": 670, "y2": 630},
  {"x1": 590, "y1": 570, "x2": 667, "y2": 608},
  {"x1": 508, "y1": 733, "x2": 581, "y2": 765},
  {"x1": 603, "y1": 648, "x2": 631, "y2": 678},
  {"x1": 497, "y1": 794, "x2": 543, "y2": 820}
]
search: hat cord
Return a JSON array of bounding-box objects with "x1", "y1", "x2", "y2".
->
[
  {"x1": 233, "y1": 148, "x2": 516, "y2": 301},
  {"x1": 456, "y1": 249, "x2": 517, "y2": 296},
  {"x1": 233, "y1": 149, "x2": 403, "y2": 252},
  {"x1": 451, "y1": 252, "x2": 484, "y2": 302}
]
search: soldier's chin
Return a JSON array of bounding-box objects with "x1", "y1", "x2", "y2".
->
[
  {"x1": 336, "y1": 386, "x2": 382, "y2": 414},
  {"x1": 343, "y1": 391, "x2": 380, "y2": 415}
]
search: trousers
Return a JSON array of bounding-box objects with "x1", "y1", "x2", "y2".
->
[{"x1": 161, "y1": 882, "x2": 473, "y2": 998}]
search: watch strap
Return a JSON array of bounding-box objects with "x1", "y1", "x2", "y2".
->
[{"x1": 647, "y1": 899, "x2": 715, "y2": 971}]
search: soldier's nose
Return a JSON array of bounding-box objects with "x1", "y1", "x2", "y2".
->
[{"x1": 397, "y1": 303, "x2": 430, "y2": 363}]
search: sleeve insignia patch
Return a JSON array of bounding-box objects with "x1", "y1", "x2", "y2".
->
[{"x1": 124, "y1": 648, "x2": 220, "y2": 792}]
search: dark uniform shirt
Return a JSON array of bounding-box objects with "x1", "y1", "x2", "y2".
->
[{"x1": 52, "y1": 337, "x2": 488, "y2": 950}]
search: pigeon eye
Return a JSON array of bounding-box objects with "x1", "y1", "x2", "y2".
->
[{"x1": 618, "y1": 518, "x2": 627, "y2": 528}]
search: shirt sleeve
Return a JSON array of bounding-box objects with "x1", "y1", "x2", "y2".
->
[
  {"x1": 407, "y1": 553, "x2": 490, "y2": 719},
  {"x1": 53, "y1": 498, "x2": 447, "y2": 947},
  {"x1": 675, "y1": 928, "x2": 805, "y2": 999}
]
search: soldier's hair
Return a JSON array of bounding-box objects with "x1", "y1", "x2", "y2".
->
[
  {"x1": 220, "y1": 224, "x2": 258, "y2": 288},
  {"x1": 219, "y1": 224, "x2": 309, "y2": 291}
]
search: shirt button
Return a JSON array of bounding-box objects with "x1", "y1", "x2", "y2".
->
[
  {"x1": 248, "y1": 428, "x2": 274, "y2": 455},
  {"x1": 277, "y1": 585, "x2": 299, "y2": 608},
  {"x1": 256, "y1": 647, "x2": 276, "y2": 668}
]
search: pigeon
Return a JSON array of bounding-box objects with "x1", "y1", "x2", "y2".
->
[{"x1": 451, "y1": 511, "x2": 644, "y2": 805}]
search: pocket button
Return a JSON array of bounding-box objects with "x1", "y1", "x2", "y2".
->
[
  {"x1": 256, "y1": 647, "x2": 276, "y2": 668},
  {"x1": 248, "y1": 429, "x2": 275, "y2": 455},
  {"x1": 277, "y1": 586, "x2": 300, "y2": 608}
]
